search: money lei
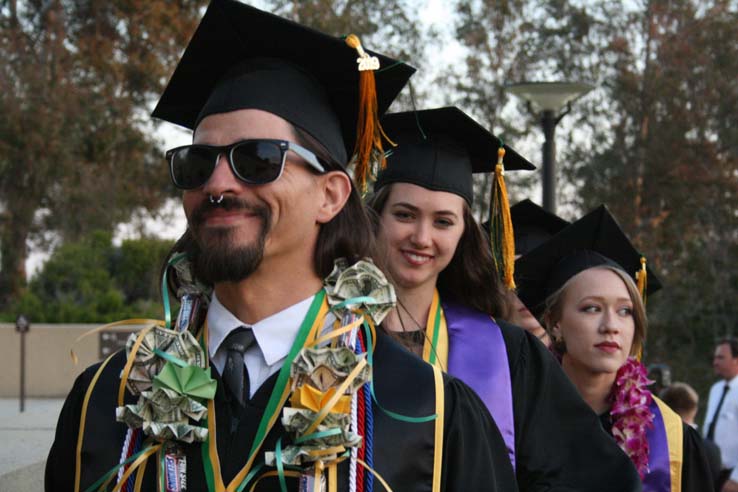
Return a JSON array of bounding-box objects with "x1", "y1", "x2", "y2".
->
[
  {"x1": 116, "y1": 255, "x2": 215, "y2": 444},
  {"x1": 265, "y1": 259, "x2": 396, "y2": 491},
  {"x1": 112, "y1": 255, "x2": 213, "y2": 491}
]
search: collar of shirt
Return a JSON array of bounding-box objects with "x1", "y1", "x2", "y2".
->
[
  {"x1": 207, "y1": 292, "x2": 331, "y2": 366},
  {"x1": 726, "y1": 373, "x2": 738, "y2": 390}
]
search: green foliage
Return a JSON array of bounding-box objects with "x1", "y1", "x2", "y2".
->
[
  {"x1": 0, "y1": 231, "x2": 173, "y2": 323},
  {"x1": 0, "y1": 0, "x2": 208, "y2": 306}
]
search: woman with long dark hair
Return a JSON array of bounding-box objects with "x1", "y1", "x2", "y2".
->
[
  {"x1": 367, "y1": 106, "x2": 641, "y2": 491},
  {"x1": 515, "y1": 205, "x2": 714, "y2": 491}
]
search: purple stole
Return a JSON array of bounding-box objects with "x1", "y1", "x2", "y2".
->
[
  {"x1": 442, "y1": 301, "x2": 516, "y2": 469},
  {"x1": 643, "y1": 398, "x2": 679, "y2": 492}
]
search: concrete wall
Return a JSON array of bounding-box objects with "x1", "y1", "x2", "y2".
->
[{"x1": 0, "y1": 323, "x2": 143, "y2": 397}]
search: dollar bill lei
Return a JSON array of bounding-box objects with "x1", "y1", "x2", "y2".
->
[{"x1": 97, "y1": 256, "x2": 431, "y2": 492}]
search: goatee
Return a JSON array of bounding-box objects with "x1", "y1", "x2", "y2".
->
[{"x1": 188, "y1": 195, "x2": 272, "y2": 284}]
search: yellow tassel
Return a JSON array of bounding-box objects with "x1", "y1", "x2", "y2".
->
[
  {"x1": 636, "y1": 256, "x2": 647, "y2": 306},
  {"x1": 490, "y1": 147, "x2": 516, "y2": 289},
  {"x1": 345, "y1": 34, "x2": 386, "y2": 194}
]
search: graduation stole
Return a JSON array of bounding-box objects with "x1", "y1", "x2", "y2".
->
[
  {"x1": 198, "y1": 291, "x2": 329, "y2": 492},
  {"x1": 198, "y1": 290, "x2": 444, "y2": 492},
  {"x1": 643, "y1": 397, "x2": 684, "y2": 492},
  {"x1": 421, "y1": 290, "x2": 516, "y2": 470}
]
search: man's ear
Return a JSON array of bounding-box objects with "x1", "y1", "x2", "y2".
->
[{"x1": 315, "y1": 170, "x2": 352, "y2": 224}]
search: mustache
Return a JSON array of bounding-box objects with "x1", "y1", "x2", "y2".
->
[{"x1": 190, "y1": 195, "x2": 270, "y2": 227}]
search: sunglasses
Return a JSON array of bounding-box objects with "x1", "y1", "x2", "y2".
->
[{"x1": 166, "y1": 139, "x2": 325, "y2": 190}]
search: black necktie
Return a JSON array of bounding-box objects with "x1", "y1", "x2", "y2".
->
[
  {"x1": 222, "y1": 327, "x2": 255, "y2": 407},
  {"x1": 706, "y1": 384, "x2": 730, "y2": 441}
]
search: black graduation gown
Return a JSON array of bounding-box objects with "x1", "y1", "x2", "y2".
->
[
  {"x1": 496, "y1": 321, "x2": 643, "y2": 492},
  {"x1": 599, "y1": 408, "x2": 715, "y2": 491},
  {"x1": 45, "y1": 331, "x2": 517, "y2": 492}
]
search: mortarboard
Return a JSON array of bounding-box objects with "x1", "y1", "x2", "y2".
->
[
  {"x1": 510, "y1": 199, "x2": 570, "y2": 256},
  {"x1": 515, "y1": 204, "x2": 662, "y2": 314},
  {"x1": 482, "y1": 199, "x2": 570, "y2": 256},
  {"x1": 152, "y1": 0, "x2": 416, "y2": 175},
  {"x1": 373, "y1": 106, "x2": 535, "y2": 289},
  {"x1": 374, "y1": 107, "x2": 535, "y2": 204}
]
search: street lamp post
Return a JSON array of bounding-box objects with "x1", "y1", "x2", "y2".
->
[
  {"x1": 506, "y1": 82, "x2": 593, "y2": 213},
  {"x1": 16, "y1": 314, "x2": 30, "y2": 412}
]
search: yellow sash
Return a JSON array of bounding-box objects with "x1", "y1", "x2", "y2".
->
[
  {"x1": 653, "y1": 396, "x2": 684, "y2": 492},
  {"x1": 421, "y1": 290, "x2": 449, "y2": 370}
]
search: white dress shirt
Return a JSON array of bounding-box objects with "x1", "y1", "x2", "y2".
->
[
  {"x1": 207, "y1": 292, "x2": 334, "y2": 398},
  {"x1": 703, "y1": 374, "x2": 738, "y2": 480}
]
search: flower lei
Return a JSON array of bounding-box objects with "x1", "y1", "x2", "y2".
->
[{"x1": 608, "y1": 356, "x2": 655, "y2": 479}]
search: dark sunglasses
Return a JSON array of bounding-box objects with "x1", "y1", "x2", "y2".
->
[{"x1": 165, "y1": 139, "x2": 325, "y2": 190}]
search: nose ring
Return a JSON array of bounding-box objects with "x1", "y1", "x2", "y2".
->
[{"x1": 209, "y1": 194, "x2": 224, "y2": 204}]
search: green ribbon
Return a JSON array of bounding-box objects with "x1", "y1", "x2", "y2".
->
[
  {"x1": 201, "y1": 290, "x2": 327, "y2": 492},
  {"x1": 294, "y1": 427, "x2": 342, "y2": 445},
  {"x1": 361, "y1": 318, "x2": 437, "y2": 424},
  {"x1": 275, "y1": 438, "x2": 288, "y2": 492},
  {"x1": 161, "y1": 253, "x2": 188, "y2": 330},
  {"x1": 84, "y1": 443, "x2": 154, "y2": 492},
  {"x1": 152, "y1": 348, "x2": 188, "y2": 368},
  {"x1": 426, "y1": 302, "x2": 442, "y2": 366},
  {"x1": 329, "y1": 296, "x2": 378, "y2": 313}
]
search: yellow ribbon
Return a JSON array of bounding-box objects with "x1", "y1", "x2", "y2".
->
[
  {"x1": 247, "y1": 471, "x2": 302, "y2": 492},
  {"x1": 111, "y1": 444, "x2": 162, "y2": 492},
  {"x1": 70, "y1": 318, "x2": 164, "y2": 365},
  {"x1": 311, "y1": 317, "x2": 363, "y2": 347},
  {"x1": 117, "y1": 325, "x2": 157, "y2": 407},
  {"x1": 133, "y1": 456, "x2": 147, "y2": 492},
  {"x1": 304, "y1": 358, "x2": 368, "y2": 435},
  {"x1": 74, "y1": 353, "x2": 116, "y2": 492},
  {"x1": 357, "y1": 459, "x2": 394, "y2": 492},
  {"x1": 431, "y1": 363, "x2": 444, "y2": 492}
]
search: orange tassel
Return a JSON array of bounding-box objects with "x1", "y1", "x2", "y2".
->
[
  {"x1": 635, "y1": 256, "x2": 647, "y2": 306},
  {"x1": 490, "y1": 147, "x2": 516, "y2": 289},
  {"x1": 345, "y1": 34, "x2": 387, "y2": 194}
]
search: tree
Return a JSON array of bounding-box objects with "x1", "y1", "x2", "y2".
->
[
  {"x1": 437, "y1": 0, "x2": 559, "y2": 219},
  {"x1": 452, "y1": 0, "x2": 738, "y2": 407},
  {"x1": 3, "y1": 230, "x2": 174, "y2": 322},
  {"x1": 261, "y1": 0, "x2": 430, "y2": 109},
  {"x1": 0, "y1": 0, "x2": 208, "y2": 307}
]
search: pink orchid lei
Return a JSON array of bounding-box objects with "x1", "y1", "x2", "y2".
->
[{"x1": 608, "y1": 357, "x2": 655, "y2": 479}]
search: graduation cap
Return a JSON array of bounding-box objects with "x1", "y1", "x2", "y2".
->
[
  {"x1": 374, "y1": 106, "x2": 535, "y2": 289},
  {"x1": 515, "y1": 204, "x2": 662, "y2": 314},
  {"x1": 152, "y1": 0, "x2": 416, "y2": 184},
  {"x1": 510, "y1": 199, "x2": 570, "y2": 256},
  {"x1": 375, "y1": 107, "x2": 535, "y2": 204},
  {"x1": 481, "y1": 199, "x2": 569, "y2": 255}
]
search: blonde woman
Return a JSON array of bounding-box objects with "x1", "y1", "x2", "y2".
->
[{"x1": 516, "y1": 205, "x2": 714, "y2": 491}]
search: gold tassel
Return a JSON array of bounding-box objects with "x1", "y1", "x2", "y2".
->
[
  {"x1": 490, "y1": 147, "x2": 516, "y2": 289},
  {"x1": 344, "y1": 34, "x2": 386, "y2": 193},
  {"x1": 635, "y1": 256, "x2": 647, "y2": 306}
]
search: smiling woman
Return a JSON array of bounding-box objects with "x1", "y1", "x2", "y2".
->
[
  {"x1": 366, "y1": 106, "x2": 644, "y2": 491},
  {"x1": 516, "y1": 205, "x2": 714, "y2": 492}
]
